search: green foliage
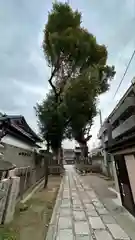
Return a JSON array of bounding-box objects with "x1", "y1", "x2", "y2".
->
[
  {"x1": 43, "y1": 2, "x2": 81, "y2": 66},
  {"x1": 63, "y1": 70, "x2": 97, "y2": 143},
  {"x1": 43, "y1": 1, "x2": 114, "y2": 100},
  {"x1": 38, "y1": 2, "x2": 116, "y2": 152},
  {"x1": 35, "y1": 92, "x2": 67, "y2": 152}
]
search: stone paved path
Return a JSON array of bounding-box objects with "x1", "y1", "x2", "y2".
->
[{"x1": 46, "y1": 166, "x2": 131, "y2": 240}]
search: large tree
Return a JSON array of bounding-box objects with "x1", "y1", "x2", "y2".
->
[
  {"x1": 35, "y1": 91, "x2": 68, "y2": 186},
  {"x1": 63, "y1": 64, "x2": 115, "y2": 160},
  {"x1": 36, "y1": 92, "x2": 67, "y2": 159},
  {"x1": 43, "y1": 2, "x2": 115, "y2": 101},
  {"x1": 39, "y1": 1, "x2": 115, "y2": 165},
  {"x1": 43, "y1": 2, "x2": 81, "y2": 101}
]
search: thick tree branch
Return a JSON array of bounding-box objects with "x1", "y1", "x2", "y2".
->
[
  {"x1": 64, "y1": 117, "x2": 71, "y2": 127},
  {"x1": 48, "y1": 66, "x2": 58, "y2": 98},
  {"x1": 85, "y1": 135, "x2": 92, "y2": 142}
]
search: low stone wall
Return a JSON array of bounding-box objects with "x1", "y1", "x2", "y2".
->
[
  {"x1": 0, "y1": 179, "x2": 11, "y2": 224},
  {"x1": 0, "y1": 176, "x2": 20, "y2": 224},
  {"x1": 49, "y1": 165, "x2": 64, "y2": 175},
  {"x1": 9, "y1": 166, "x2": 44, "y2": 199},
  {"x1": 75, "y1": 162, "x2": 102, "y2": 174}
]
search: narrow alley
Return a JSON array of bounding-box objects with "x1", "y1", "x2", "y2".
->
[{"x1": 46, "y1": 165, "x2": 132, "y2": 240}]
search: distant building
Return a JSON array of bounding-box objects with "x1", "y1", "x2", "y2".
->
[
  {"x1": 63, "y1": 148, "x2": 74, "y2": 164},
  {"x1": 74, "y1": 146, "x2": 81, "y2": 153},
  {"x1": 0, "y1": 115, "x2": 41, "y2": 168},
  {"x1": 98, "y1": 80, "x2": 135, "y2": 217},
  {"x1": 98, "y1": 81, "x2": 135, "y2": 146}
]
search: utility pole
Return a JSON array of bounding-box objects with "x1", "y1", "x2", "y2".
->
[{"x1": 99, "y1": 110, "x2": 102, "y2": 126}]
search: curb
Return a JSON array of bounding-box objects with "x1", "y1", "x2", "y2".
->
[
  {"x1": 45, "y1": 176, "x2": 64, "y2": 240},
  {"x1": 21, "y1": 178, "x2": 44, "y2": 204}
]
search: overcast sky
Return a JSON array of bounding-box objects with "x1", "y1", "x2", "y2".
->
[{"x1": 0, "y1": 0, "x2": 135, "y2": 149}]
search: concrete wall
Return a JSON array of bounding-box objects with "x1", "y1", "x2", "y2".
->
[
  {"x1": 63, "y1": 149, "x2": 74, "y2": 164},
  {"x1": 91, "y1": 158, "x2": 102, "y2": 166},
  {"x1": 110, "y1": 97, "x2": 135, "y2": 124},
  {"x1": 125, "y1": 155, "x2": 135, "y2": 204},
  {"x1": 0, "y1": 177, "x2": 20, "y2": 224},
  {"x1": 112, "y1": 158, "x2": 120, "y2": 194},
  {"x1": 101, "y1": 151, "x2": 108, "y2": 176},
  {"x1": 112, "y1": 153, "x2": 135, "y2": 206},
  {"x1": 2, "y1": 144, "x2": 35, "y2": 168},
  {"x1": 63, "y1": 150, "x2": 74, "y2": 159},
  {"x1": 0, "y1": 134, "x2": 35, "y2": 168}
]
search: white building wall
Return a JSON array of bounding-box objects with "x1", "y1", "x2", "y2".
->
[
  {"x1": 112, "y1": 158, "x2": 120, "y2": 194},
  {"x1": 1, "y1": 135, "x2": 35, "y2": 168},
  {"x1": 1, "y1": 135, "x2": 34, "y2": 151},
  {"x1": 125, "y1": 155, "x2": 135, "y2": 204}
]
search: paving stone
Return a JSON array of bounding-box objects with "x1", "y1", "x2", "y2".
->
[
  {"x1": 73, "y1": 205, "x2": 84, "y2": 211},
  {"x1": 73, "y1": 211, "x2": 86, "y2": 221},
  {"x1": 63, "y1": 195, "x2": 70, "y2": 199},
  {"x1": 60, "y1": 208, "x2": 71, "y2": 216},
  {"x1": 107, "y1": 224, "x2": 130, "y2": 240},
  {"x1": 63, "y1": 190, "x2": 69, "y2": 194},
  {"x1": 72, "y1": 194, "x2": 78, "y2": 197},
  {"x1": 46, "y1": 224, "x2": 57, "y2": 240},
  {"x1": 82, "y1": 199, "x2": 91, "y2": 204},
  {"x1": 86, "y1": 210, "x2": 98, "y2": 217},
  {"x1": 96, "y1": 207, "x2": 109, "y2": 215},
  {"x1": 79, "y1": 194, "x2": 87, "y2": 199},
  {"x1": 50, "y1": 213, "x2": 59, "y2": 225},
  {"x1": 87, "y1": 191, "x2": 97, "y2": 199},
  {"x1": 94, "y1": 230, "x2": 113, "y2": 240},
  {"x1": 92, "y1": 201, "x2": 104, "y2": 209},
  {"x1": 72, "y1": 198, "x2": 78, "y2": 204},
  {"x1": 91, "y1": 198, "x2": 99, "y2": 203},
  {"x1": 73, "y1": 203, "x2": 82, "y2": 207},
  {"x1": 62, "y1": 199, "x2": 70, "y2": 204},
  {"x1": 89, "y1": 217, "x2": 105, "y2": 229},
  {"x1": 74, "y1": 221, "x2": 90, "y2": 235},
  {"x1": 84, "y1": 186, "x2": 92, "y2": 190},
  {"x1": 56, "y1": 229, "x2": 74, "y2": 240},
  {"x1": 76, "y1": 235, "x2": 91, "y2": 239},
  {"x1": 47, "y1": 167, "x2": 130, "y2": 240},
  {"x1": 61, "y1": 202, "x2": 71, "y2": 208},
  {"x1": 58, "y1": 216, "x2": 72, "y2": 229},
  {"x1": 85, "y1": 204, "x2": 95, "y2": 211},
  {"x1": 101, "y1": 215, "x2": 116, "y2": 224},
  {"x1": 79, "y1": 189, "x2": 85, "y2": 192}
]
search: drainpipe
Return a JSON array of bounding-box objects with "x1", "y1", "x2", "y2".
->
[
  {"x1": 99, "y1": 110, "x2": 102, "y2": 126},
  {"x1": 106, "y1": 119, "x2": 112, "y2": 147},
  {"x1": 105, "y1": 119, "x2": 113, "y2": 177}
]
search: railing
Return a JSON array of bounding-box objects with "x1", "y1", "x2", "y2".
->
[
  {"x1": 110, "y1": 97, "x2": 135, "y2": 124},
  {"x1": 104, "y1": 115, "x2": 135, "y2": 143},
  {"x1": 112, "y1": 115, "x2": 135, "y2": 139}
]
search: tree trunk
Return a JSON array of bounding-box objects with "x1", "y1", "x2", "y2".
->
[
  {"x1": 53, "y1": 149, "x2": 59, "y2": 165},
  {"x1": 59, "y1": 147, "x2": 63, "y2": 167},
  {"x1": 44, "y1": 156, "x2": 49, "y2": 188},
  {"x1": 43, "y1": 142, "x2": 50, "y2": 189},
  {"x1": 53, "y1": 147, "x2": 62, "y2": 165},
  {"x1": 80, "y1": 142, "x2": 88, "y2": 164}
]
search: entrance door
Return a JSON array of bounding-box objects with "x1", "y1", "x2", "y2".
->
[{"x1": 114, "y1": 155, "x2": 135, "y2": 216}]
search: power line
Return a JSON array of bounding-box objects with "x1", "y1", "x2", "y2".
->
[{"x1": 113, "y1": 49, "x2": 135, "y2": 98}]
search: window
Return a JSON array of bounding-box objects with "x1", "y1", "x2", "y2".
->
[{"x1": 19, "y1": 151, "x2": 32, "y2": 157}]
